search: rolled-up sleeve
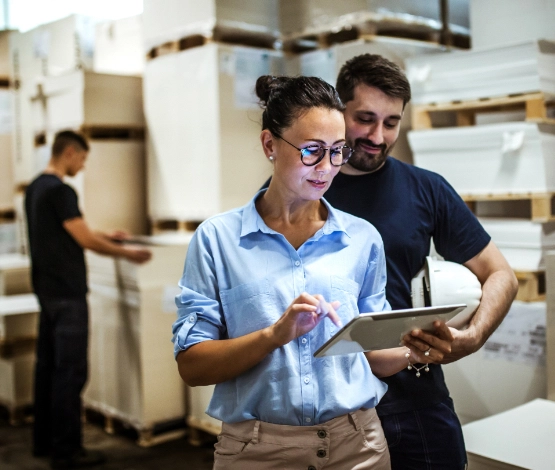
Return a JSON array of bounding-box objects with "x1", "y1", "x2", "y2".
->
[{"x1": 172, "y1": 225, "x2": 227, "y2": 358}]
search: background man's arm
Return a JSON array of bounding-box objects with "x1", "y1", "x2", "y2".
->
[
  {"x1": 63, "y1": 217, "x2": 151, "y2": 263},
  {"x1": 440, "y1": 241, "x2": 518, "y2": 363}
]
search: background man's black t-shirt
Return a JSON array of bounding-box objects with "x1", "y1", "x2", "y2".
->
[{"x1": 25, "y1": 174, "x2": 87, "y2": 298}]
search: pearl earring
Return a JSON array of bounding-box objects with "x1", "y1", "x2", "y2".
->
[{"x1": 269, "y1": 156, "x2": 274, "y2": 161}]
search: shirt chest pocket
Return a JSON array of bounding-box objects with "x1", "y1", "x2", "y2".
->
[
  {"x1": 220, "y1": 279, "x2": 278, "y2": 338},
  {"x1": 329, "y1": 275, "x2": 360, "y2": 335}
]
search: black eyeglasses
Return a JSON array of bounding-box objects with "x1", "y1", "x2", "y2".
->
[{"x1": 278, "y1": 136, "x2": 353, "y2": 167}]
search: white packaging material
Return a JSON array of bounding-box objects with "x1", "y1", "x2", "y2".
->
[
  {"x1": 94, "y1": 15, "x2": 145, "y2": 76},
  {"x1": 470, "y1": 0, "x2": 555, "y2": 50},
  {"x1": 547, "y1": 251, "x2": 555, "y2": 401},
  {"x1": 479, "y1": 218, "x2": 555, "y2": 271},
  {"x1": 145, "y1": 44, "x2": 280, "y2": 221},
  {"x1": 84, "y1": 241, "x2": 190, "y2": 429},
  {"x1": 406, "y1": 40, "x2": 555, "y2": 105},
  {"x1": 0, "y1": 294, "x2": 39, "y2": 341},
  {"x1": 188, "y1": 384, "x2": 222, "y2": 436},
  {"x1": 40, "y1": 70, "x2": 144, "y2": 132},
  {"x1": 444, "y1": 301, "x2": 546, "y2": 425},
  {"x1": 9, "y1": 15, "x2": 97, "y2": 81},
  {"x1": 0, "y1": 134, "x2": 14, "y2": 209},
  {"x1": 143, "y1": 0, "x2": 279, "y2": 52},
  {"x1": 0, "y1": 222, "x2": 18, "y2": 256},
  {"x1": 408, "y1": 122, "x2": 555, "y2": 195},
  {"x1": 462, "y1": 399, "x2": 555, "y2": 470}
]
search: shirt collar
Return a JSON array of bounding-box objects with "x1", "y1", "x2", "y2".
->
[{"x1": 240, "y1": 189, "x2": 351, "y2": 239}]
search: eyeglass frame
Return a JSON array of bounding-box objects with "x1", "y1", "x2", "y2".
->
[{"x1": 276, "y1": 135, "x2": 353, "y2": 167}]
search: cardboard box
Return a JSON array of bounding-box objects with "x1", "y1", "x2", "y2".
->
[
  {"x1": 94, "y1": 15, "x2": 145, "y2": 76},
  {"x1": 470, "y1": 0, "x2": 555, "y2": 49},
  {"x1": 85, "y1": 238, "x2": 191, "y2": 429},
  {"x1": 408, "y1": 122, "x2": 555, "y2": 195},
  {"x1": 463, "y1": 399, "x2": 555, "y2": 470},
  {"x1": 444, "y1": 300, "x2": 546, "y2": 425},
  {"x1": 143, "y1": 0, "x2": 279, "y2": 51},
  {"x1": 40, "y1": 70, "x2": 144, "y2": 132},
  {"x1": 406, "y1": 40, "x2": 555, "y2": 105},
  {"x1": 479, "y1": 218, "x2": 555, "y2": 271},
  {"x1": 145, "y1": 44, "x2": 280, "y2": 221},
  {"x1": 0, "y1": 351, "x2": 34, "y2": 408},
  {"x1": 0, "y1": 294, "x2": 39, "y2": 342},
  {"x1": 0, "y1": 254, "x2": 32, "y2": 295}
]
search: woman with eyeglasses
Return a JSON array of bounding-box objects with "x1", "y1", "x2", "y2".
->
[{"x1": 172, "y1": 75, "x2": 439, "y2": 470}]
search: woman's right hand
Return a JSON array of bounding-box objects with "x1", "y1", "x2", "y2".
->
[{"x1": 266, "y1": 293, "x2": 342, "y2": 348}]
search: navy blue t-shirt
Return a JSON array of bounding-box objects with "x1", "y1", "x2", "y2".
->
[
  {"x1": 323, "y1": 157, "x2": 490, "y2": 414},
  {"x1": 25, "y1": 174, "x2": 87, "y2": 299}
]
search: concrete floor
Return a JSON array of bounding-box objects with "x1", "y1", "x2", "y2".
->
[{"x1": 0, "y1": 408, "x2": 216, "y2": 470}]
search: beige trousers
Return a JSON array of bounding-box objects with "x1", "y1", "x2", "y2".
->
[{"x1": 213, "y1": 408, "x2": 391, "y2": 470}]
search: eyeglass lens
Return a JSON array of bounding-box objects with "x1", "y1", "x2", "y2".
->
[{"x1": 300, "y1": 146, "x2": 352, "y2": 166}]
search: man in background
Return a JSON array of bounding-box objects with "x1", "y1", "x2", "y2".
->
[
  {"x1": 325, "y1": 54, "x2": 518, "y2": 469},
  {"x1": 25, "y1": 130, "x2": 151, "y2": 469}
]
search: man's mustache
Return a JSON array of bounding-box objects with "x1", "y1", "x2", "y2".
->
[{"x1": 354, "y1": 138, "x2": 387, "y2": 153}]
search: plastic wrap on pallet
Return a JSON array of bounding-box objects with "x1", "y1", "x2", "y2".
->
[
  {"x1": 143, "y1": 0, "x2": 279, "y2": 52},
  {"x1": 479, "y1": 218, "x2": 555, "y2": 271},
  {"x1": 471, "y1": 0, "x2": 555, "y2": 50},
  {"x1": 408, "y1": 122, "x2": 555, "y2": 195},
  {"x1": 406, "y1": 40, "x2": 555, "y2": 105},
  {"x1": 94, "y1": 15, "x2": 145, "y2": 76}
]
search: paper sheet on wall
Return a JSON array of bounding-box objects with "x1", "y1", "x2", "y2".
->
[
  {"x1": 300, "y1": 49, "x2": 336, "y2": 86},
  {"x1": 162, "y1": 285, "x2": 182, "y2": 314},
  {"x1": 234, "y1": 47, "x2": 273, "y2": 110},
  {"x1": 483, "y1": 301, "x2": 546, "y2": 366}
]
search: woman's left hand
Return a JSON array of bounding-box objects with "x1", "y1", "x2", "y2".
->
[{"x1": 401, "y1": 321, "x2": 454, "y2": 364}]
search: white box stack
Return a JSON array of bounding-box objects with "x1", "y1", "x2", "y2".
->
[
  {"x1": 85, "y1": 235, "x2": 191, "y2": 444},
  {"x1": 408, "y1": 122, "x2": 555, "y2": 196},
  {"x1": 444, "y1": 301, "x2": 547, "y2": 425},
  {"x1": 145, "y1": 43, "x2": 280, "y2": 222},
  {"x1": 406, "y1": 40, "x2": 555, "y2": 105},
  {"x1": 94, "y1": 15, "x2": 145, "y2": 76},
  {"x1": 143, "y1": 0, "x2": 279, "y2": 54},
  {"x1": 470, "y1": 0, "x2": 555, "y2": 50}
]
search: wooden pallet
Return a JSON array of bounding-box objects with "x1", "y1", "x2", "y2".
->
[
  {"x1": 84, "y1": 407, "x2": 187, "y2": 448},
  {"x1": 462, "y1": 193, "x2": 555, "y2": 223},
  {"x1": 281, "y1": 13, "x2": 469, "y2": 53},
  {"x1": 514, "y1": 270, "x2": 545, "y2": 302},
  {"x1": 0, "y1": 402, "x2": 33, "y2": 426},
  {"x1": 147, "y1": 25, "x2": 279, "y2": 60},
  {"x1": 0, "y1": 76, "x2": 10, "y2": 88},
  {"x1": 151, "y1": 219, "x2": 203, "y2": 234},
  {"x1": 0, "y1": 337, "x2": 36, "y2": 359},
  {"x1": 0, "y1": 208, "x2": 16, "y2": 222},
  {"x1": 412, "y1": 92, "x2": 555, "y2": 130}
]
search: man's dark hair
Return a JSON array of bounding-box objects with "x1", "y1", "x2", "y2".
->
[
  {"x1": 52, "y1": 130, "x2": 89, "y2": 157},
  {"x1": 256, "y1": 75, "x2": 345, "y2": 137},
  {"x1": 336, "y1": 54, "x2": 411, "y2": 107}
]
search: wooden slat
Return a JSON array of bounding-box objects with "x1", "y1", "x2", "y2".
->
[
  {"x1": 514, "y1": 271, "x2": 546, "y2": 302},
  {"x1": 461, "y1": 193, "x2": 555, "y2": 222}
]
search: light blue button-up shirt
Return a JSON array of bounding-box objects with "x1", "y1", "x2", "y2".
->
[{"x1": 172, "y1": 190, "x2": 390, "y2": 425}]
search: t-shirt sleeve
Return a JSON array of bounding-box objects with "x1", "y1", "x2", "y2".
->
[
  {"x1": 51, "y1": 184, "x2": 82, "y2": 223},
  {"x1": 431, "y1": 175, "x2": 491, "y2": 264}
]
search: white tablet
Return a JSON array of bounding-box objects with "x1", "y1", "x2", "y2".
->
[{"x1": 313, "y1": 304, "x2": 466, "y2": 358}]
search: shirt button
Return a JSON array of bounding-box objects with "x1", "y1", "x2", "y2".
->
[
  {"x1": 188, "y1": 315, "x2": 195, "y2": 323},
  {"x1": 317, "y1": 430, "x2": 327, "y2": 439},
  {"x1": 294, "y1": 260, "x2": 300, "y2": 266},
  {"x1": 304, "y1": 377, "x2": 310, "y2": 384},
  {"x1": 317, "y1": 449, "x2": 327, "y2": 458},
  {"x1": 301, "y1": 338, "x2": 307, "y2": 344},
  {"x1": 305, "y1": 417, "x2": 312, "y2": 423}
]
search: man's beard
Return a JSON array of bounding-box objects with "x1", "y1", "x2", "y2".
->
[{"x1": 346, "y1": 138, "x2": 394, "y2": 173}]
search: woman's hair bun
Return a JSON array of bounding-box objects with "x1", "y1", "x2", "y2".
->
[{"x1": 255, "y1": 75, "x2": 288, "y2": 107}]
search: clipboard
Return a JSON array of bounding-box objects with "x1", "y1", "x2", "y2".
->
[{"x1": 313, "y1": 304, "x2": 466, "y2": 358}]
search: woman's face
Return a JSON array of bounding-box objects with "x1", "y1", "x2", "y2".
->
[{"x1": 269, "y1": 107, "x2": 346, "y2": 202}]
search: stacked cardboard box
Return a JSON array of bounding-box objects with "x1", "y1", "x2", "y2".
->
[{"x1": 84, "y1": 235, "x2": 191, "y2": 438}]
